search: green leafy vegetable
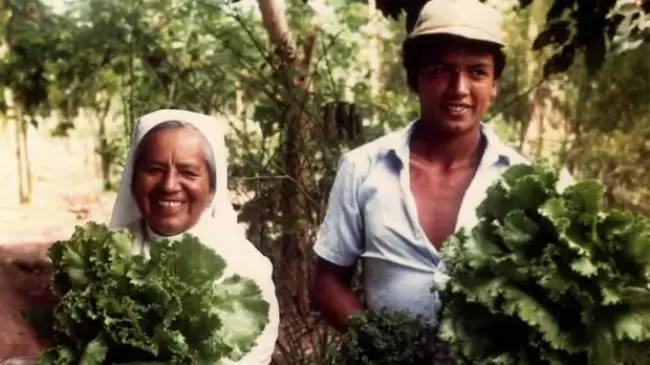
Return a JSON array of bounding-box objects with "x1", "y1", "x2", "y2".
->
[
  {"x1": 24, "y1": 222, "x2": 269, "y2": 365},
  {"x1": 437, "y1": 163, "x2": 650, "y2": 365},
  {"x1": 334, "y1": 308, "x2": 447, "y2": 365}
]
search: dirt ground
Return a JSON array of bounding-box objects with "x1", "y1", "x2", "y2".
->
[{"x1": 0, "y1": 245, "x2": 54, "y2": 361}]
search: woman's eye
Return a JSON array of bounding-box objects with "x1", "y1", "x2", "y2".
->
[
  {"x1": 181, "y1": 170, "x2": 199, "y2": 177},
  {"x1": 145, "y1": 167, "x2": 164, "y2": 174}
]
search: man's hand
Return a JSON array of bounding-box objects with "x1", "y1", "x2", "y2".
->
[{"x1": 310, "y1": 258, "x2": 364, "y2": 332}]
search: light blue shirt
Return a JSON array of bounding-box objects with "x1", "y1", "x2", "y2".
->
[{"x1": 314, "y1": 120, "x2": 573, "y2": 325}]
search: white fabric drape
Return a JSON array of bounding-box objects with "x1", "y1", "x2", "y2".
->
[{"x1": 108, "y1": 109, "x2": 279, "y2": 365}]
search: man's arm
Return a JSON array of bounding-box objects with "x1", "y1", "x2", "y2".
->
[
  {"x1": 311, "y1": 258, "x2": 364, "y2": 332},
  {"x1": 310, "y1": 154, "x2": 367, "y2": 332}
]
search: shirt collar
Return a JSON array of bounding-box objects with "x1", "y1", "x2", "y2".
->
[{"x1": 381, "y1": 119, "x2": 512, "y2": 168}]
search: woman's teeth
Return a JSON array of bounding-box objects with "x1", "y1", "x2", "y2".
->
[{"x1": 158, "y1": 201, "x2": 182, "y2": 208}]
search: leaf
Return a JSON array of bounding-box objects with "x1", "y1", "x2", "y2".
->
[
  {"x1": 80, "y1": 335, "x2": 109, "y2": 365},
  {"x1": 562, "y1": 181, "x2": 605, "y2": 229},
  {"x1": 546, "y1": 0, "x2": 575, "y2": 20},
  {"x1": 500, "y1": 164, "x2": 536, "y2": 186},
  {"x1": 149, "y1": 234, "x2": 226, "y2": 287},
  {"x1": 612, "y1": 308, "x2": 650, "y2": 341},
  {"x1": 509, "y1": 175, "x2": 553, "y2": 212},
  {"x1": 570, "y1": 256, "x2": 598, "y2": 277},
  {"x1": 37, "y1": 346, "x2": 76, "y2": 365},
  {"x1": 476, "y1": 182, "x2": 511, "y2": 221},
  {"x1": 211, "y1": 274, "x2": 270, "y2": 361},
  {"x1": 543, "y1": 45, "x2": 576, "y2": 78},
  {"x1": 516, "y1": 0, "x2": 534, "y2": 8},
  {"x1": 498, "y1": 210, "x2": 539, "y2": 249},
  {"x1": 500, "y1": 287, "x2": 572, "y2": 351},
  {"x1": 532, "y1": 20, "x2": 572, "y2": 51},
  {"x1": 584, "y1": 33, "x2": 607, "y2": 76}
]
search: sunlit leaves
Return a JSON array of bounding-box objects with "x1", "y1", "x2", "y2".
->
[{"x1": 439, "y1": 164, "x2": 650, "y2": 365}]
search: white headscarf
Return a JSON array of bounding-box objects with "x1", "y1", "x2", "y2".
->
[
  {"x1": 109, "y1": 108, "x2": 240, "y2": 237},
  {"x1": 108, "y1": 109, "x2": 279, "y2": 365}
]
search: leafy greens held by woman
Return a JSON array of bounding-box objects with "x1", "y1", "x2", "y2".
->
[
  {"x1": 26, "y1": 223, "x2": 269, "y2": 365},
  {"x1": 24, "y1": 110, "x2": 280, "y2": 365},
  {"x1": 435, "y1": 163, "x2": 650, "y2": 365}
]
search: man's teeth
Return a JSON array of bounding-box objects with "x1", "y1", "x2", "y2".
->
[
  {"x1": 446, "y1": 104, "x2": 469, "y2": 113},
  {"x1": 158, "y1": 201, "x2": 182, "y2": 208}
]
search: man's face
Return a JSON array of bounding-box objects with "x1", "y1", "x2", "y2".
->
[{"x1": 415, "y1": 41, "x2": 498, "y2": 135}]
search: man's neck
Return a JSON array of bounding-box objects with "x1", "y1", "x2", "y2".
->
[{"x1": 409, "y1": 120, "x2": 485, "y2": 169}]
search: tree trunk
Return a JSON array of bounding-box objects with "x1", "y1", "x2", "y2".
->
[
  {"x1": 12, "y1": 99, "x2": 32, "y2": 204},
  {"x1": 521, "y1": 2, "x2": 544, "y2": 156},
  {"x1": 3, "y1": 89, "x2": 19, "y2": 206},
  {"x1": 95, "y1": 99, "x2": 112, "y2": 191},
  {"x1": 368, "y1": 0, "x2": 381, "y2": 126},
  {"x1": 257, "y1": 0, "x2": 316, "y2": 317},
  {"x1": 235, "y1": 86, "x2": 249, "y2": 134}
]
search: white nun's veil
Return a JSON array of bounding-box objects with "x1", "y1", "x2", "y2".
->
[{"x1": 109, "y1": 109, "x2": 240, "y2": 235}]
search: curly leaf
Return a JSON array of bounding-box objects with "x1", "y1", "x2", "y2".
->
[{"x1": 211, "y1": 275, "x2": 270, "y2": 361}]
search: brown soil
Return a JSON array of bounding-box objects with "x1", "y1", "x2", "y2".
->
[{"x1": 0, "y1": 244, "x2": 54, "y2": 361}]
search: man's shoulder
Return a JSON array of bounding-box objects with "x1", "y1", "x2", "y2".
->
[{"x1": 340, "y1": 126, "x2": 408, "y2": 169}]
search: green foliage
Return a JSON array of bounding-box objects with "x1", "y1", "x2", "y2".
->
[
  {"x1": 24, "y1": 222, "x2": 269, "y2": 365},
  {"x1": 370, "y1": 0, "x2": 650, "y2": 78},
  {"x1": 0, "y1": 0, "x2": 69, "y2": 120},
  {"x1": 334, "y1": 308, "x2": 443, "y2": 365},
  {"x1": 438, "y1": 163, "x2": 650, "y2": 365}
]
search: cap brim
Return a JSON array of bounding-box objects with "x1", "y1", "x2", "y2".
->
[{"x1": 409, "y1": 25, "x2": 503, "y2": 47}]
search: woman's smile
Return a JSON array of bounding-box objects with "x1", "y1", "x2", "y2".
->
[{"x1": 155, "y1": 199, "x2": 185, "y2": 214}]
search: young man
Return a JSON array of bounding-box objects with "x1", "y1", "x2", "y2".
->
[{"x1": 311, "y1": 0, "x2": 571, "y2": 332}]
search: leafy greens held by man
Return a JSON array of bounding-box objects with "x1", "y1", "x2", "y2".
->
[
  {"x1": 23, "y1": 109, "x2": 280, "y2": 365},
  {"x1": 435, "y1": 163, "x2": 650, "y2": 365}
]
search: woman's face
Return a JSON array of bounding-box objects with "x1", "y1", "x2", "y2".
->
[{"x1": 132, "y1": 126, "x2": 214, "y2": 236}]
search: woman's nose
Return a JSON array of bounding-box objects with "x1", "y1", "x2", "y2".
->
[{"x1": 160, "y1": 171, "x2": 181, "y2": 191}]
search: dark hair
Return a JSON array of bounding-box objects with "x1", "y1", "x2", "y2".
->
[
  {"x1": 132, "y1": 120, "x2": 217, "y2": 192},
  {"x1": 401, "y1": 34, "x2": 507, "y2": 92}
]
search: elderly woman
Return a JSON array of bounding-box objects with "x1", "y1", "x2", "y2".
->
[{"x1": 109, "y1": 109, "x2": 279, "y2": 365}]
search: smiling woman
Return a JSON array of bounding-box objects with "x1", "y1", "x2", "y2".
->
[
  {"x1": 131, "y1": 120, "x2": 217, "y2": 236},
  {"x1": 108, "y1": 109, "x2": 280, "y2": 365}
]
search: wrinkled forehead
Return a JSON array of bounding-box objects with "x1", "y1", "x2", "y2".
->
[
  {"x1": 132, "y1": 120, "x2": 218, "y2": 189},
  {"x1": 135, "y1": 120, "x2": 213, "y2": 158}
]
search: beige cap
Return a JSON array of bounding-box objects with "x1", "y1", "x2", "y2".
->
[{"x1": 409, "y1": 0, "x2": 504, "y2": 46}]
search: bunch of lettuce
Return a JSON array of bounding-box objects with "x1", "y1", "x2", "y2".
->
[
  {"x1": 436, "y1": 164, "x2": 650, "y2": 365},
  {"x1": 23, "y1": 222, "x2": 269, "y2": 365},
  {"x1": 333, "y1": 308, "x2": 443, "y2": 365}
]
